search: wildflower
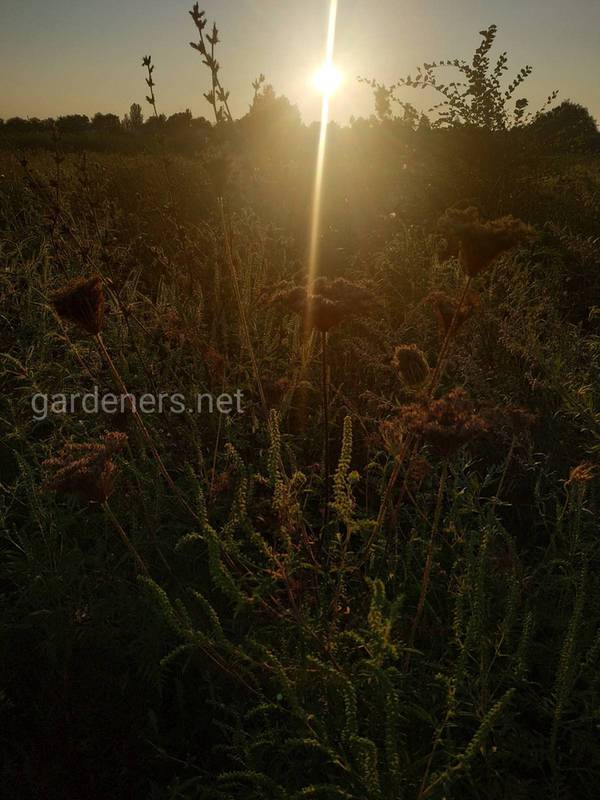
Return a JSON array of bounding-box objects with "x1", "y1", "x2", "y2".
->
[
  {"x1": 52, "y1": 274, "x2": 105, "y2": 335},
  {"x1": 269, "y1": 277, "x2": 376, "y2": 332},
  {"x1": 393, "y1": 344, "x2": 430, "y2": 387},
  {"x1": 438, "y1": 207, "x2": 535, "y2": 277},
  {"x1": 396, "y1": 388, "x2": 488, "y2": 457},
  {"x1": 42, "y1": 432, "x2": 128, "y2": 504},
  {"x1": 565, "y1": 462, "x2": 596, "y2": 486},
  {"x1": 426, "y1": 290, "x2": 479, "y2": 337}
]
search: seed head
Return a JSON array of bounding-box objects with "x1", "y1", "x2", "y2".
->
[
  {"x1": 565, "y1": 461, "x2": 596, "y2": 487},
  {"x1": 52, "y1": 274, "x2": 105, "y2": 335},
  {"x1": 406, "y1": 453, "x2": 432, "y2": 489},
  {"x1": 438, "y1": 207, "x2": 535, "y2": 277},
  {"x1": 269, "y1": 277, "x2": 376, "y2": 332},
  {"x1": 42, "y1": 432, "x2": 128, "y2": 504},
  {"x1": 482, "y1": 403, "x2": 537, "y2": 436},
  {"x1": 393, "y1": 344, "x2": 430, "y2": 387},
  {"x1": 396, "y1": 388, "x2": 489, "y2": 457},
  {"x1": 380, "y1": 418, "x2": 404, "y2": 458}
]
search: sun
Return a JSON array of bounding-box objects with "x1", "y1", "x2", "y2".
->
[{"x1": 313, "y1": 63, "x2": 343, "y2": 96}]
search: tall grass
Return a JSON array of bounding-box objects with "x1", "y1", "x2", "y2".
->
[{"x1": 1, "y1": 13, "x2": 599, "y2": 800}]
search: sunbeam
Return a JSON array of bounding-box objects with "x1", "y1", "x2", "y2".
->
[{"x1": 306, "y1": 0, "x2": 339, "y2": 306}]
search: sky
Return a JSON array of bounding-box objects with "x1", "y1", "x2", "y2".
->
[{"x1": 1, "y1": 0, "x2": 600, "y2": 125}]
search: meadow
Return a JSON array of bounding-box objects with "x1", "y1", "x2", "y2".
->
[{"x1": 1, "y1": 18, "x2": 599, "y2": 800}]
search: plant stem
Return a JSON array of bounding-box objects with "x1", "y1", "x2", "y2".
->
[
  {"x1": 321, "y1": 330, "x2": 331, "y2": 529},
  {"x1": 102, "y1": 502, "x2": 149, "y2": 575},
  {"x1": 427, "y1": 276, "x2": 473, "y2": 397},
  {"x1": 94, "y1": 333, "x2": 199, "y2": 524},
  {"x1": 407, "y1": 459, "x2": 448, "y2": 658},
  {"x1": 218, "y1": 196, "x2": 267, "y2": 415}
]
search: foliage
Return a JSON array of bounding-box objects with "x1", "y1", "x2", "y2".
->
[{"x1": 361, "y1": 25, "x2": 559, "y2": 130}]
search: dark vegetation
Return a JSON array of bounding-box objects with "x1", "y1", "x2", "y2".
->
[{"x1": 1, "y1": 16, "x2": 599, "y2": 800}]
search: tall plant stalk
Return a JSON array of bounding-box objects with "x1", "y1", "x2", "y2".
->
[
  {"x1": 102, "y1": 501, "x2": 149, "y2": 575},
  {"x1": 427, "y1": 277, "x2": 472, "y2": 397},
  {"x1": 321, "y1": 330, "x2": 331, "y2": 528},
  {"x1": 218, "y1": 197, "x2": 267, "y2": 415},
  {"x1": 94, "y1": 333, "x2": 199, "y2": 524},
  {"x1": 407, "y1": 459, "x2": 449, "y2": 658}
]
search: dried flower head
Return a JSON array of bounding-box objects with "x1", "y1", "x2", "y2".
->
[
  {"x1": 405, "y1": 453, "x2": 432, "y2": 490},
  {"x1": 269, "y1": 277, "x2": 376, "y2": 332},
  {"x1": 42, "y1": 432, "x2": 128, "y2": 504},
  {"x1": 52, "y1": 274, "x2": 105, "y2": 335},
  {"x1": 565, "y1": 462, "x2": 596, "y2": 487},
  {"x1": 438, "y1": 207, "x2": 535, "y2": 277},
  {"x1": 202, "y1": 344, "x2": 226, "y2": 379},
  {"x1": 159, "y1": 309, "x2": 189, "y2": 348},
  {"x1": 263, "y1": 376, "x2": 293, "y2": 406},
  {"x1": 396, "y1": 388, "x2": 489, "y2": 457},
  {"x1": 426, "y1": 290, "x2": 480, "y2": 337},
  {"x1": 380, "y1": 418, "x2": 404, "y2": 458},
  {"x1": 482, "y1": 403, "x2": 537, "y2": 436},
  {"x1": 393, "y1": 344, "x2": 430, "y2": 387}
]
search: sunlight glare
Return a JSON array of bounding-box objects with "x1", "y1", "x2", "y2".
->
[
  {"x1": 306, "y1": 0, "x2": 339, "y2": 309},
  {"x1": 313, "y1": 63, "x2": 343, "y2": 96}
]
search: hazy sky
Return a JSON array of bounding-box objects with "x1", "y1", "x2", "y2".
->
[{"x1": 2, "y1": 0, "x2": 600, "y2": 124}]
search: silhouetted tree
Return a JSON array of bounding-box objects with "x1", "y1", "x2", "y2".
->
[
  {"x1": 144, "y1": 114, "x2": 166, "y2": 134},
  {"x1": 531, "y1": 101, "x2": 598, "y2": 150},
  {"x1": 129, "y1": 102, "x2": 144, "y2": 131},
  {"x1": 56, "y1": 114, "x2": 90, "y2": 133},
  {"x1": 5, "y1": 117, "x2": 31, "y2": 132},
  {"x1": 92, "y1": 113, "x2": 121, "y2": 132},
  {"x1": 191, "y1": 116, "x2": 211, "y2": 132},
  {"x1": 165, "y1": 109, "x2": 193, "y2": 132},
  {"x1": 238, "y1": 84, "x2": 301, "y2": 150}
]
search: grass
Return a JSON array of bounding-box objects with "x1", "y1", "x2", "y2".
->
[{"x1": 1, "y1": 53, "x2": 600, "y2": 800}]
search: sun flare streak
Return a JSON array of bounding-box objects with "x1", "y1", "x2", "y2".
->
[{"x1": 307, "y1": 0, "x2": 339, "y2": 303}]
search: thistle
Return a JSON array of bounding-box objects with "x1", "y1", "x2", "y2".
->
[
  {"x1": 438, "y1": 207, "x2": 535, "y2": 277},
  {"x1": 52, "y1": 274, "x2": 105, "y2": 335},
  {"x1": 42, "y1": 431, "x2": 127, "y2": 504}
]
